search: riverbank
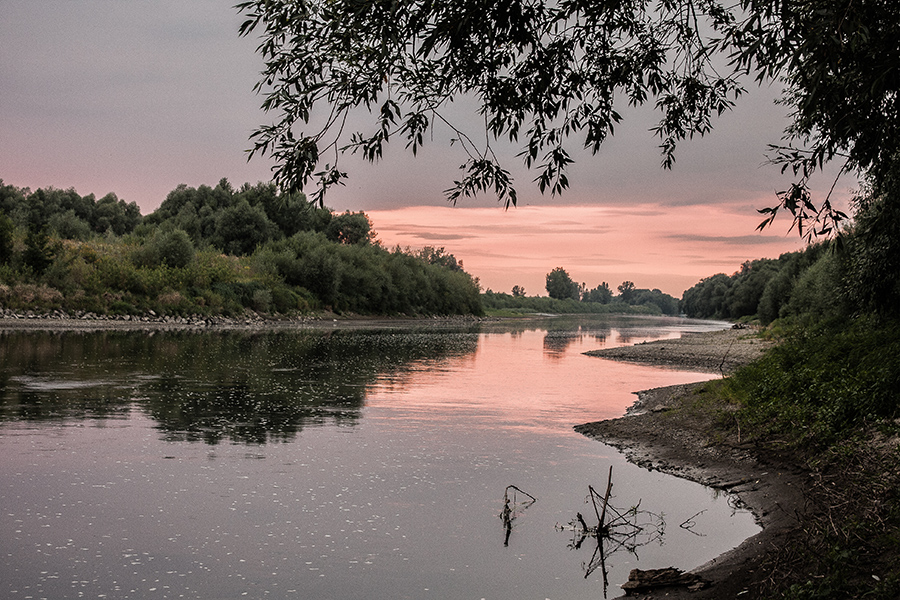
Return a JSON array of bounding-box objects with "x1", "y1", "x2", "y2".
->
[
  {"x1": 584, "y1": 326, "x2": 773, "y2": 374},
  {"x1": 576, "y1": 328, "x2": 848, "y2": 598},
  {"x1": 0, "y1": 308, "x2": 491, "y2": 331}
]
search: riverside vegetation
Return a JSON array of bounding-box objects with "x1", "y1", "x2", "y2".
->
[
  {"x1": 715, "y1": 318, "x2": 900, "y2": 599},
  {"x1": 229, "y1": 0, "x2": 898, "y2": 597},
  {"x1": 4, "y1": 172, "x2": 900, "y2": 598},
  {"x1": 667, "y1": 167, "x2": 900, "y2": 598},
  {"x1": 0, "y1": 177, "x2": 677, "y2": 321},
  {"x1": 0, "y1": 178, "x2": 482, "y2": 318}
]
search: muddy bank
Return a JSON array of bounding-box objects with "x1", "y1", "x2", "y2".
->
[
  {"x1": 584, "y1": 326, "x2": 773, "y2": 374},
  {"x1": 577, "y1": 328, "x2": 807, "y2": 599}
]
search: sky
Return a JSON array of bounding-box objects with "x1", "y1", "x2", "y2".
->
[{"x1": 0, "y1": 1, "x2": 855, "y2": 297}]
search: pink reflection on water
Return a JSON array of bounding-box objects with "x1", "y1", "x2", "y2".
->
[{"x1": 365, "y1": 323, "x2": 719, "y2": 436}]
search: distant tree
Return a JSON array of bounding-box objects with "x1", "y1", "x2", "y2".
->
[
  {"x1": 681, "y1": 273, "x2": 731, "y2": 318},
  {"x1": 414, "y1": 246, "x2": 463, "y2": 271},
  {"x1": 92, "y1": 193, "x2": 142, "y2": 235},
  {"x1": 546, "y1": 267, "x2": 580, "y2": 300},
  {"x1": 0, "y1": 179, "x2": 27, "y2": 215},
  {"x1": 49, "y1": 210, "x2": 92, "y2": 241},
  {"x1": 214, "y1": 200, "x2": 275, "y2": 256},
  {"x1": 251, "y1": 185, "x2": 332, "y2": 237},
  {"x1": 511, "y1": 285, "x2": 525, "y2": 297},
  {"x1": 722, "y1": 259, "x2": 779, "y2": 319},
  {"x1": 631, "y1": 288, "x2": 680, "y2": 315},
  {"x1": 325, "y1": 211, "x2": 373, "y2": 245},
  {"x1": 583, "y1": 282, "x2": 612, "y2": 304},
  {"x1": 617, "y1": 281, "x2": 636, "y2": 303},
  {"x1": 22, "y1": 228, "x2": 55, "y2": 275}
]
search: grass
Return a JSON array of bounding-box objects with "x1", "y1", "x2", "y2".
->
[{"x1": 720, "y1": 317, "x2": 900, "y2": 599}]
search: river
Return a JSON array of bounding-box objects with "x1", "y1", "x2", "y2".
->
[{"x1": 0, "y1": 315, "x2": 758, "y2": 599}]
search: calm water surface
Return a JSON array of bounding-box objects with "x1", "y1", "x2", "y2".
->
[{"x1": 0, "y1": 315, "x2": 758, "y2": 599}]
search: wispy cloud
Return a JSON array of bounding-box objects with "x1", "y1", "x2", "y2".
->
[
  {"x1": 368, "y1": 203, "x2": 806, "y2": 297},
  {"x1": 664, "y1": 233, "x2": 794, "y2": 246}
]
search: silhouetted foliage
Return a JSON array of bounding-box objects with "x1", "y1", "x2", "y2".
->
[
  {"x1": 0, "y1": 213, "x2": 13, "y2": 266},
  {"x1": 325, "y1": 211, "x2": 373, "y2": 245},
  {"x1": 843, "y1": 155, "x2": 900, "y2": 317},
  {"x1": 214, "y1": 199, "x2": 276, "y2": 256},
  {"x1": 236, "y1": 0, "x2": 899, "y2": 242},
  {"x1": 582, "y1": 282, "x2": 612, "y2": 304},
  {"x1": 412, "y1": 246, "x2": 464, "y2": 271},
  {"x1": 617, "y1": 281, "x2": 636, "y2": 303},
  {"x1": 0, "y1": 180, "x2": 142, "y2": 238},
  {"x1": 546, "y1": 267, "x2": 580, "y2": 300},
  {"x1": 22, "y1": 227, "x2": 55, "y2": 276},
  {"x1": 628, "y1": 287, "x2": 680, "y2": 316},
  {"x1": 676, "y1": 228, "x2": 900, "y2": 325}
]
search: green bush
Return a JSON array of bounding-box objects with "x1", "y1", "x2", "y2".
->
[
  {"x1": 132, "y1": 228, "x2": 194, "y2": 269},
  {"x1": 728, "y1": 317, "x2": 900, "y2": 446},
  {"x1": 49, "y1": 210, "x2": 92, "y2": 241}
]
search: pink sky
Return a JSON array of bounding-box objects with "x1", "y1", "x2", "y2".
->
[
  {"x1": 367, "y1": 203, "x2": 807, "y2": 298},
  {"x1": 0, "y1": 2, "x2": 851, "y2": 299}
]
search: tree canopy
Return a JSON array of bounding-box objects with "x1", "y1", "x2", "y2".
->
[
  {"x1": 236, "y1": 0, "x2": 899, "y2": 238},
  {"x1": 0, "y1": 178, "x2": 482, "y2": 318},
  {"x1": 545, "y1": 267, "x2": 580, "y2": 300}
]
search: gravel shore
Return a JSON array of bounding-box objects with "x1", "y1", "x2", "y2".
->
[
  {"x1": 0, "y1": 309, "x2": 489, "y2": 332},
  {"x1": 584, "y1": 326, "x2": 774, "y2": 374},
  {"x1": 576, "y1": 327, "x2": 806, "y2": 599}
]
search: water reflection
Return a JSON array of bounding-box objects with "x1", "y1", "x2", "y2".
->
[
  {"x1": 0, "y1": 328, "x2": 479, "y2": 444},
  {"x1": 0, "y1": 316, "x2": 752, "y2": 600}
]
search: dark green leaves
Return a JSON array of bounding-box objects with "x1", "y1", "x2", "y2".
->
[
  {"x1": 237, "y1": 0, "x2": 743, "y2": 206},
  {"x1": 237, "y1": 0, "x2": 898, "y2": 241},
  {"x1": 445, "y1": 159, "x2": 518, "y2": 209}
]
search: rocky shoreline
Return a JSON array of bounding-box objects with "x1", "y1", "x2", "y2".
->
[
  {"x1": 577, "y1": 328, "x2": 806, "y2": 599},
  {"x1": 0, "y1": 308, "x2": 489, "y2": 331}
]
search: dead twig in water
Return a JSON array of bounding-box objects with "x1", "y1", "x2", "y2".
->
[
  {"x1": 557, "y1": 467, "x2": 666, "y2": 596},
  {"x1": 679, "y1": 509, "x2": 708, "y2": 536},
  {"x1": 500, "y1": 485, "x2": 536, "y2": 546}
]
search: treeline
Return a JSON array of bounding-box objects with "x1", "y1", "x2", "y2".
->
[
  {"x1": 480, "y1": 291, "x2": 666, "y2": 316},
  {"x1": 0, "y1": 178, "x2": 482, "y2": 317},
  {"x1": 681, "y1": 240, "x2": 868, "y2": 325},
  {"x1": 483, "y1": 267, "x2": 680, "y2": 316},
  {"x1": 682, "y1": 161, "x2": 900, "y2": 327},
  {"x1": 681, "y1": 244, "x2": 830, "y2": 323}
]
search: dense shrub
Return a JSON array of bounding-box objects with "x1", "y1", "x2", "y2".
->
[
  {"x1": 0, "y1": 179, "x2": 483, "y2": 317},
  {"x1": 132, "y1": 228, "x2": 195, "y2": 269},
  {"x1": 727, "y1": 317, "x2": 900, "y2": 445}
]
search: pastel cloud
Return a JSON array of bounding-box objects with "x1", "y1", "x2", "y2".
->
[{"x1": 367, "y1": 203, "x2": 807, "y2": 297}]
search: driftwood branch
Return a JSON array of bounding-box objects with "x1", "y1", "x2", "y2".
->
[{"x1": 621, "y1": 567, "x2": 709, "y2": 595}]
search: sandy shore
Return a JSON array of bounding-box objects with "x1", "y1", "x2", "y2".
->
[{"x1": 577, "y1": 328, "x2": 806, "y2": 599}]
